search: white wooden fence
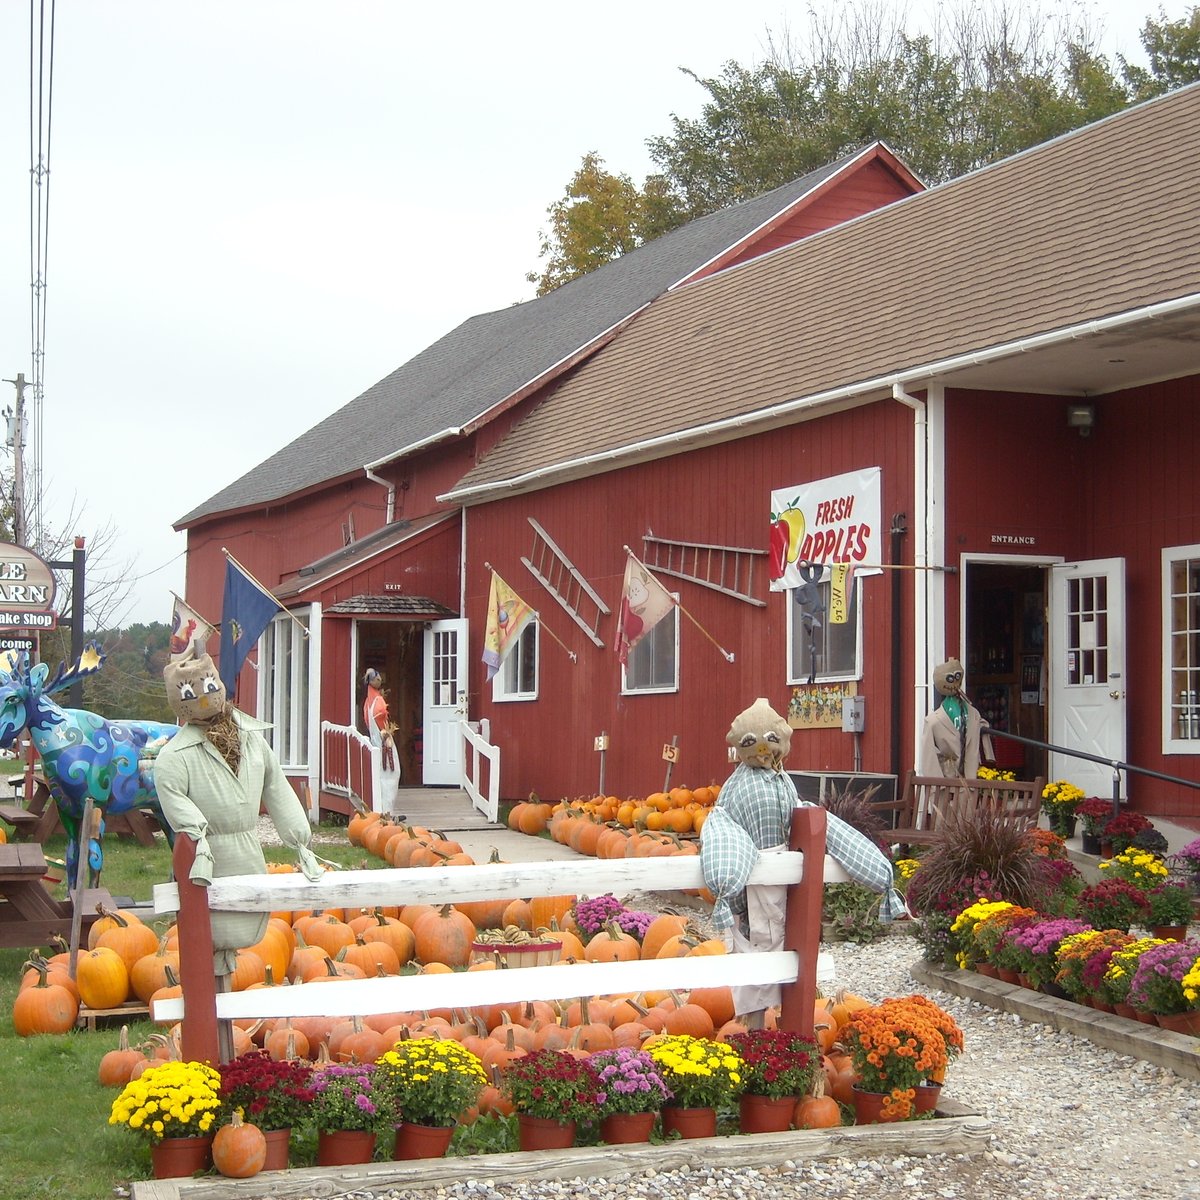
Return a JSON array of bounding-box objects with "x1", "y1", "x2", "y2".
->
[
  {"x1": 460, "y1": 719, "x2": 500, "y2": 821},
  {"x1": 152, "y1": 809, "x2": 836, "y2": 1062},
  {"x1": 320, "y1": 721, "x2": 383, "y2": 813}
]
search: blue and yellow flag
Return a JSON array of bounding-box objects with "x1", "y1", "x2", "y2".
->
[
  {"x1": 482, "y1": 572, "x2": 535, "y2": 680},
  {"x1": 219, "y1": 558, "x2": 281, "y2": 694}
]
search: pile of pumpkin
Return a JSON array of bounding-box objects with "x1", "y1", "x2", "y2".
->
[{"x1": 510, "y1": 787, "x2": 722, "y2": 856}]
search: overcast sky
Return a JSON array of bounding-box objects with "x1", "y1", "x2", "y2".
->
[{"x1": 0, "y1": 0, "x2": 1185, "y2": 627}]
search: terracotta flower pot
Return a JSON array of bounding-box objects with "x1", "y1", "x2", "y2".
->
[
  {"x1": 1150, "y1": 925, "x2": 1188, "y2": 942},
  {"x1": 516, "y1": 1113, "x2": 576, "y2": 1150},
  {"x1": 851, "y1": 1085, "x2": 905, "y2": 1124},
  {"x1": 660, "y1": 1105, "x2": 717, "y2": 1139},
  {"x1": 261, "y1": 1127, "x2": 290, "y2": 1172},
  {"x1": 914, "y1": 1082, "x2": 942, "y2": 1113},
  {"x1": 393, "y1": 1121, "x2": 455, "y2": 1160},
  {"x1": 996, "y1": 967, "x2": 1021, "y2": 985},
  {"x1": 738, "y1": 1092, "x2": 796, "y2": 1134},
  {"x1": 599, "y1": 1111, "x2": 657, "y2": 1143},
  {"x1": 974, "y1": 962, "x2": 1000, "y2": 978},
  {"x1": 317, "y1": 1129, "x2": 377, "y2": 1166},
  {"x1": 150, "y1": 1135, "x2": 213, "y2": 1179},
  {"x1": 1155, "y1": 1009, "x2": 1200, "y2": 1035}
]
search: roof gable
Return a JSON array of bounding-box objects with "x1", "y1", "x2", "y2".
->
[
  {"x1": 177, "y1": 145, "x2": 921, "y2": 528},
  {"x1": 447, "y1": 84, "x2": 1200, "y2": 502}
]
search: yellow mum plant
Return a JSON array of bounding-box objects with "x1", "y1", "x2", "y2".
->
[
  {"x1": 645, "y1": 1033, "x2": 743, "y2": 1109},
  {"x1": 375, "y1": 1037, "x2": 486, "y2": 1127},
  {"x1": 109, "y1": 1060, "x2": 222, "y2": 1142}
]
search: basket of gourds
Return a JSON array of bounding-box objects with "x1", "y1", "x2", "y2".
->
[{"x1": 470, "y1": 926, "x2": 563, "y2": 968}]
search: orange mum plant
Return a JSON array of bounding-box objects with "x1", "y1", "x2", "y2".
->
[{"x1": 841, "y1": 996, "x2": 962, "y2": 1120}]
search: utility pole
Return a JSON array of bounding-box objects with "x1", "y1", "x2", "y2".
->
[{"x1": 2, "y1": 373, "x2": 26, "y2": 546}]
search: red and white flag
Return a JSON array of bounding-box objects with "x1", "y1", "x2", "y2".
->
[
  {"x1": 169, "y1": 593, "x2": 216, "y2": 659},
  {"x1": 615, "y1": 556, "x2": 676, "y2": 666}
]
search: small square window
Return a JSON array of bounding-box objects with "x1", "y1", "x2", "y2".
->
[
  {"x1": 786, "y1": 578, "x2": 862, "y2": 683},
  {"x1": 622, "y1": 600, "x2": 679, "y2": 694},
  {"x1": 492, "y1": 621, "x2": 538, "y2": 702}
]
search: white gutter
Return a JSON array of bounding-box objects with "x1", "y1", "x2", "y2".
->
[
  {"x1": 365, "y1": 427, "x2": 463, "y2": 472},
  {"x1": 442, "y1": 291, "x2": 1200, "y2": 505},
  {"x1": 363, "y1": 466, "x2": 396, "y2": 524}
]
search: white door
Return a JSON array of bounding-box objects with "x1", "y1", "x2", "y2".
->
[
  {"x1": 423, "y1": 618, "x2": 467, "y2": 785},
  {"x1": 1049, "y1": 558, "x2": 1127, "y2": 798}
]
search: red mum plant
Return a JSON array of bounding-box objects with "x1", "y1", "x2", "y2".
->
[
  {"x1": 499, "y1": 1049, "x2": 603, "y2": 1122},
  {"x1": 218, "y1": 1049, "x2": 315, "y2": 1131},
  {"x1": 725, "y1": 1029, "x2": 820, "y2": 1100}
]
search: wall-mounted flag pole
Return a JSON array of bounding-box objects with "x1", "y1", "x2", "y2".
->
[
  {"x1": 483, "y1": 563, "x2": 576, "y2": 671},
  {"x1": 618, "y1": 547, "x2": 735, "y2": 664}
]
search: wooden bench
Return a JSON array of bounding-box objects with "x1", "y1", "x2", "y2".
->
[{"x1": 870, "y1": 771, "x2": 1045, "y2": 848}]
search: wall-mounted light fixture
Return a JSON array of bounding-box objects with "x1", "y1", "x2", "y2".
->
[{"x1": 1067, "y1": 403, "x2": 1095, "y2": 437}]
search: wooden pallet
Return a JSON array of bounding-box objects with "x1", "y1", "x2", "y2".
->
[{"x1": 76, "y1": 1000, "x2": 150, "y2": 1032}]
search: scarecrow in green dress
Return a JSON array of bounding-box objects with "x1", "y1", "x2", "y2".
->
[{"x1": 156, "y1": 645, "x2": 322, "y2": 973}]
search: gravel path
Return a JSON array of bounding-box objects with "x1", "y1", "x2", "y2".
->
[{"x1": 256, "y1": 828, "x2": 1200, "y2": 1200}]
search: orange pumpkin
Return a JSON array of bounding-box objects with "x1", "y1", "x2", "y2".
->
[
  {"x1": 13, "y1": 958, "x2": 78, "y2": 1035},
  {"x1": 76, "y1": 946, "x2": 130, "y2": 1010},
  {"x1": 413, "y1": 904, "x2": 476, "y2": 969},
  {"x1": 212, "y1": 1111, "x2": 267, "y2": 1178},
  {"x1": 98, "y1": 1025, "x2": 148, "y2": 1087},
  {"x1": 795, "y1": 1074, "x2": 841, "y2": 1129}
]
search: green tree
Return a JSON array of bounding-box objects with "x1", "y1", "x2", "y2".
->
[
  {"x1": 1123, "y1": 5, "x2": 1200, "y2": 99},
  {"x1": 526, "y1": 152, "x2": 683, "y2": 294},
  {"x1": 528, "y1": 1, "x2": 1164, "y2": 289}
]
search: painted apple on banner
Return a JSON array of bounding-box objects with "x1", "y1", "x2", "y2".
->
[{"x1": 768, "y1": 468, "x2": 882, "y2": 590}]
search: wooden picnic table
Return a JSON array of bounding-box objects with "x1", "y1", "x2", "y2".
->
[
  {"x1": 0, "y1": 774, "x2": 160, "y2": 846},
  {"x1": 0, "y1": 842, "x2": 111, "y2": 949}
]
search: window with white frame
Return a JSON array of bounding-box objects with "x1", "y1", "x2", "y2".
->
[
  {"x1": 786, "y1": 578, "x2": 862, "y2": 683},
  {"x1": 622, "y1": 597, "x2": 679, "y2": 694},
  {"x1": 260, "y1": 610, "x2": 310, "y2": 767},
  {"x1": 1162, "y1": 544, "x2": 1200, "y2": 751},
  {"x1": 492, "y1": 621, "x2": 539, "y2": 701}
]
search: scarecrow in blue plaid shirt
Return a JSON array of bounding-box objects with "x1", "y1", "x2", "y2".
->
[{"x1": 700, "y1": 697, "x2": 905, "y2": 1026}]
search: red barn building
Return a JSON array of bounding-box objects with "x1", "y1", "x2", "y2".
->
[{"x1": 179, "y1": 87, "x2": 1200, "y2": 823}]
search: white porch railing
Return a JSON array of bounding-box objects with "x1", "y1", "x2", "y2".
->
[
  {"x1": 320, "y1": 721, "x2": 384, "y2": 813},
  {"x1": 460, "y1": 718, "x2": 499, "y2": 821}
]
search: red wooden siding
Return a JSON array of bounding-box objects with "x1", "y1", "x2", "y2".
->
[
  {"x1": 719, "y1": 158, "x2": 919, "y2": 270},
  {"x1": 466, "y1": 398, "x2": 915, "y2": 803}
]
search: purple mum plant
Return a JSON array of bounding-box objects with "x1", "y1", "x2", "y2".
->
[
  {"x1": 586, "y1": 1047, "x2": 672, "y2": 1115},
  {"x1": 1127, "y1": 939, "x2": 1200, "y2": 1015},
  {"x1": 1009, "y1": 917, "x2": 1093, "y2": 988}
]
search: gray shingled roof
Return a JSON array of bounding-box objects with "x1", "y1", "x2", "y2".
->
[{"x1": 175, "y1": 147, "x2": 887, "y2": 528}]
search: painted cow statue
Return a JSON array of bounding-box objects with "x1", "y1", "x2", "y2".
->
[{"x1": 0, "y1": 643, "x2": 177, "y2": 885}]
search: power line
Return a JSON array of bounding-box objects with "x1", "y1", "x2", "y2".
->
[{"x1": 27, "y1": 0, "x2": 56, "y2": 550}]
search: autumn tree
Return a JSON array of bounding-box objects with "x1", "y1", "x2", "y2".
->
[{"x1": 528, "y1": 2, "x2": 1200, "y2": 293}]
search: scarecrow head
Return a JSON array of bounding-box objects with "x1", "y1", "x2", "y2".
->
[
  {"x1": 933, "y1": 658, "x2": 965, "y2": 699},
  {"x1": 727, "y1": 697, "x2": 792, "y2": 772},
  {"x1": 164, "y1": 645, "x2": 226, "y2": 724}
]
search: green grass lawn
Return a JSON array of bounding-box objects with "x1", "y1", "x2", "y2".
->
[{"x1": 0, "y1": 815, "x2": 381, "y2": 1200}]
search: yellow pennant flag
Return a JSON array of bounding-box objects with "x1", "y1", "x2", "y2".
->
[
  {"x1": 829, "y1": 562, "x2": 855, "y2": 625},
  {"x1": 482, "y1": 573, "x2": 536, "y2": 680}
]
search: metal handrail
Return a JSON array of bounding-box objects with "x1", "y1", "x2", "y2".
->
[{"x1": 983, "y1": 725, "x2": 1200, "y2": 817}]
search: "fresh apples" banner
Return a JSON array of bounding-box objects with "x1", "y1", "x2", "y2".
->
[{"x1": 769, "y1": 467, "x2": 882, "y2": 591}]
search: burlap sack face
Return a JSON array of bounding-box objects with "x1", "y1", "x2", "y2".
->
[
  {"x1": 933, "y1": 659, "x2": 965, "y2": 697},
  {"x1": 726, "y1": 697, "x2": 793, "y2": 771},
  {"x1": 164, "y1": 650, "x2": 226, "y2": 724}
]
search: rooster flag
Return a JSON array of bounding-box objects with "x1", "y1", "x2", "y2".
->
[
  {"x1": 169, "y1": 593, "x2": 216, "y2": 659},
  {"x1": 615, "y1": 555, "x2": 677, "y2": 667},
  {"x1": 219, "y1": 558, "x2": 282, "y2": 694},
  {"x1": 482, "y1": 572, "x2": 536, "y2": 680}
]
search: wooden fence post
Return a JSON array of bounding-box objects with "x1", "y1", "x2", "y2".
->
[
  {"x1": 778, "y1": 804, "x2": 827, "y2": 1038},
  {"x1": 172, "y1": 835, "x2": 220, "y2": 1066}
]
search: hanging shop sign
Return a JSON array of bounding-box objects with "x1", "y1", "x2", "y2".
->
[
  {"x1": 769, "y1": 468, "x2": 882, "y2": 591},
  {"x1": 0, "y1": 544, "x2": 57, "y2": 629}
]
